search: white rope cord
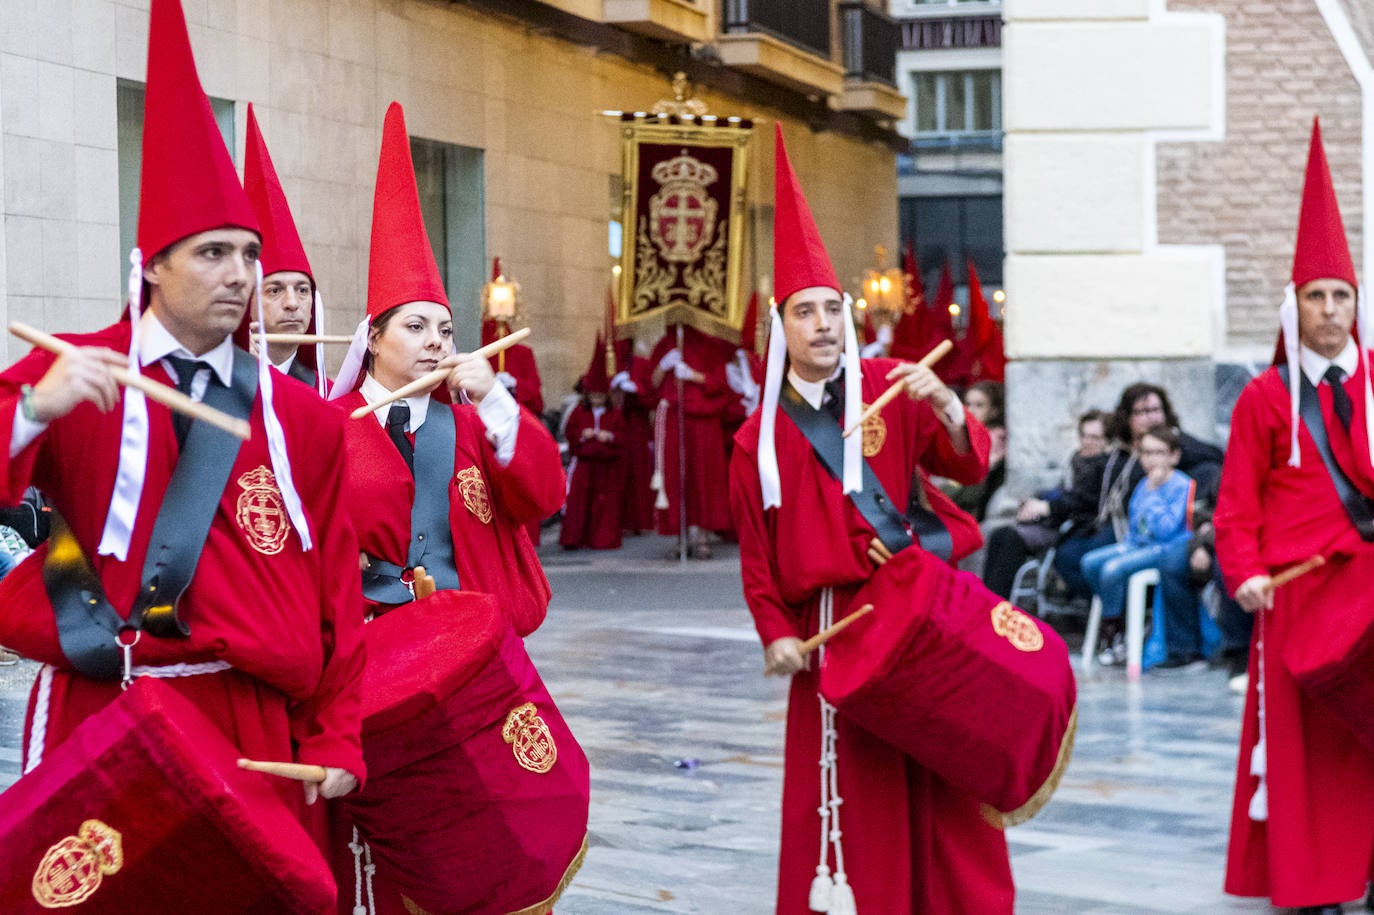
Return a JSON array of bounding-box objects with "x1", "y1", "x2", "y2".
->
[
  {"x1": 347, "y1": 826, "x2": 378, "y2": 915},
  {"x1": 129, "y1": 660, "x2": 231, "y2": 678},
  {"x1": 1249, "y1": 607, "x2": 1269, "y2": 821},
  {"x1": 23, "y1": 664, "x2": 54, "y2": 774},
  {"x1": 810, "y1": 586, "x2": 835, "y2": 912}
]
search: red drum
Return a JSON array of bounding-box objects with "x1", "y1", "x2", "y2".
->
[
  {"x1": 819, "y1": 548, "x2": 1077, "y2": 827},
  {"x1": 343, "y1": 591, "x2": 590, "y2": 915},
  {"x1": 1281, "y1": 551, "x2": 1374, "y2": 754},
  {"x1": 0, "y1": 677, "x2": 335, "y2": 914}
]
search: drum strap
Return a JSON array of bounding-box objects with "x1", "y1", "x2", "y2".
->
[
  {"x1": 46, "y1": 351, "x2": 259, "y2": 679},
  {"x1": 360, "y1": 402, "x2": 462, "y2": 603},
  {"x1": 1280, "y1": 365, "x2": 1374, "y2": 541},
  {"x1": 779, "y1": 380, "x2": 918, "y2": 557}
]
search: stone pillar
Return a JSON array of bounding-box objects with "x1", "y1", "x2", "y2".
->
[{"x1": 1002, "y1": 0, "x2": 1225, "y2": 493}]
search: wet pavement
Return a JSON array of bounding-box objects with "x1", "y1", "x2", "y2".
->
[{"x1": 0, "y1": 534, "x2": 1291, "y2": 912}]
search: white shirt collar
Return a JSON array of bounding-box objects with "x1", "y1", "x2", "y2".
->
[
  {"x1": 360, "y1": 373, "x2": 431, "y2": 430},
  {"x1": 273, "y1": 352, "x2": 297, "y2": 375},
  {"x1": 1299, "y1": 338, "x2": 1358, "y2": 385},
  {"x1": 787, "y1": 364, "x2": 843, "y2": 410},
  {"x1": 139, "y1": 310, "x2": 235, "y2": 386}
]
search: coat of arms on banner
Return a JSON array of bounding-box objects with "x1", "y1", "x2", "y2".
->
[{"x1": 613, "y1": 116, "x2": 752, "y2": 342}]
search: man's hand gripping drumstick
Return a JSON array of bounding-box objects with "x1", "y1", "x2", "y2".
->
[
  {"x1": 1234, "y1": 554, "x2": 1326, "y2": 613},
  {"x1": 842, "y1": 339, "x2": 954, "y2": 439},
  {"x1": 8, "y1": 322, "x2": 252, "y2": 440},
  {"x1": 351, "y1": 327, "x2": 531, "y2": 420},
  {"x1": 763, "y1": 605, "x2": 876, "y2": 678},
  {"x1": 237, "y1": 758, "x2": 359, "y2": 805}
]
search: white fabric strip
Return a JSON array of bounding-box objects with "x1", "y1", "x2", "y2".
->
[
  {"x1": 255, "y1": 263, "x2": 313, "y2": 551},
  {"x1": 98, "y1": 248, "x2": 151, "y2": 560},
  {"x1": 840, "y1": 294, "x2": 862, "y2": 496},
  {"x1": 23, "y1": 664, "x2": 54, "y2": 774},
  {"x1": 328, "y1": 317, "x2": 371, "y2": 401},
  {"x1": 758, "y1": 303, "x2": 787, "y2": 508}
]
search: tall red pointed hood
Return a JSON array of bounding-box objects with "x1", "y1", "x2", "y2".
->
[
  {"x1": 741, "y1": 292, "x2": 760, "y2": 353},
  {"x1": 583, "y1": 332, "x2": 610, "y2": 394},
  {"x1": 773, "y1": 124, "x2": 840, "y2": 305},
  {"x1": 136, "y1": 0, "x2": 258, "y2": 259},
  {"x1": 1293, "y1": 117, "x2": 1357, "y2": 290},
  {"x1": 367, "y1": 102, "x2": 448, "y2": 321},
  {"x1": 966, "y1": 259, "x2": 1005, "y2": 382},
  {"x1": 244, "y1": 105, "x2": 313, "y2": 284}
]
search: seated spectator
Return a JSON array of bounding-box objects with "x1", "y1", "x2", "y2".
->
[
  {"x1": 1156, "y1": 472, "x2": 1251, "y2": 682},
  {"x1": 1082, "y1": 424, "x2": 1195, "y2": 664},
  {"x1": 0, "y1": 486, "x2": 46, "y2": 665},
  {"x1": 983, "y1": 410, "x2": 1108, "y2": 598},
  {"x1": 1053, "y1": 383, "x2": 1223, "y2": 601},
  {"x1": 947, "y1": 382, "x2": 1006, "y2": 522}
]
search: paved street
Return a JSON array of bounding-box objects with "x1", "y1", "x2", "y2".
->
[{"x1": 0, "y1": 536, "x2": 1292, "y2": 912}]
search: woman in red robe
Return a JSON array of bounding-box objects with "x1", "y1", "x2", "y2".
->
[{"x1": 560, "y1": 336, "x2": 627, "y2": 550}]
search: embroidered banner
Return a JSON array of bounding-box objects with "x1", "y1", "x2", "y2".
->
[{"x1": 615, "y1": 120, "x2": 752, "y2": 342}]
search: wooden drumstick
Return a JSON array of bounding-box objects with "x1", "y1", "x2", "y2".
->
[
  {"x1": 350, "y1": 327, "x2": 532, "y2": 420},
  {"x1": 842, "y1": 339, "x2": 954, "y2": 438},
  {"x1": 412, "y1": 565, "x2": 437, "y2": 600},
  {"x1": 255, "y1": 333, "x2": 355, "y2": 345},
  {"x1": 9, "y1": 322, "x2": 251, "y2": 441},
  {"x1": 237, "y1": 758, "x2": 327, "y2": 783},
  {"x1": 1271, "y1": 554, "x2": 1325, "y2": 589},
  {"x1": 799, "y1": 604, "x2": 874, "y2": 656}
]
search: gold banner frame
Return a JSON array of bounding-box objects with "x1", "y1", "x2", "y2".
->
[{"x1": 615, "y1": 120, "x2": 752, "y2": 343}]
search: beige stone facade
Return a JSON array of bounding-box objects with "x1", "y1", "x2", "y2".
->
[
  {"x1": 0, "y1": 0, "x2": 900, "y2": 396},
  {"x1": 1157, "y1": 0, "x2": 1368, "y2": 354}
]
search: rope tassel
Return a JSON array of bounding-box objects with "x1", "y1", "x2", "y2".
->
[
  {"x1": 829, "y1": 873, "x2": 857, "y2": 915},
  {"x1": 808, "y1": 865, "x2": 834, "y2": 912}
]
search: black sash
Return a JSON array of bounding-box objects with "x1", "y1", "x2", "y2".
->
[
  {"x1": 1280, "y1": 364, "x2": 1374, "y2": 541},
  {"x1": 361, "y1": 402, "x2": 462, "y2": 604},
  {"x1": 46, "y1": 351, "x2": 259, "y2": 678},
  {"x1": 778, "y1": 381, "x2": 917, "y2": 557}
]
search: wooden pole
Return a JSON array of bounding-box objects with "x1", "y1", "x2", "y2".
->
[
  {"x1": 9, "y1": 322, "x2": 251, "y2": 441},
  {"x1": 255, "y1": 333, "x2": 355, "y2": 345},
  {"x1": 842, "y1": 339, "x2": 953, "y2": 439},
  {"x1": 350, "y1": 327, "x2": 532, "y2": 420},
  {"x1": 1271, "y1": 554, "x2": 1325, "y2": 589}
]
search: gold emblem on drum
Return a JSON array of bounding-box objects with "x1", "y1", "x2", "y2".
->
[
  {"x1": 455, "y1": 466, "x2": 493, "y2": 525},
  {"x1": 235, "y1": 466, "x2": 291, "y2": 555},
  {"x1": 991, "y1": 601, "x2": 1044, "y2": 652},
  {"x1": 32, "y1": 819, "x2": 123, "y2": 908},
  {"x1": 502, "y1": 702, "x2": 557, "y2": 774},
  {"x1": 860, "y1": 402, "x2": 886, "y2": 458}
]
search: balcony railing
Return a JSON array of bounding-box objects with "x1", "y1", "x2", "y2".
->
[
  {"x1": 839, "y1": 2, "x2": 899, "y2": 86},
  {"x1": 900, "y1": 15, "x2": 1001, "y2": 51},
  {"x1": 722, "y1": 0, "x2": 832, "y2": 59}
]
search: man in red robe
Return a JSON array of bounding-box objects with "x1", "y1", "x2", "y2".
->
[
  {"x1": 613, "y1": 337, "x2": 655, "y2": 534},
  {"x1": 728, "y1": 124, "x2": 1012, "y2": 913},
  {"x1": 232, "y1": 104, "x2": 326, "y2": 394},
  {"x1": 1216, "y1": 119, "x2": 1374, "y2": 914},
  {"x1": 0, "y1": 0, "x2": 364, "y2": 817},
  {"x1": 560, "y1": 335, "x2": 627, "y2": 550},
  {"x1": 647, "y1": 323, "x2": 732, "y2": 558}
]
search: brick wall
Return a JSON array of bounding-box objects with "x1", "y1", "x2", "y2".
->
[{"x1": 1156, "y1": 0, "x2": 1363, "y2": 348}]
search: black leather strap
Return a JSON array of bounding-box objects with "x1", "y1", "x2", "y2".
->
[
  {"x1": 778, "y1": 380, "x2": 915, "y2": 556},
  {"x1": 1280, "y1": 364, "x2": 1374, "y2": 541},
  {"x1": 46, "y1": 350, "x2": 259, "y2": 677},
  {"x1": 361, "y1": 557, "x2": 413, "y2": 605}
]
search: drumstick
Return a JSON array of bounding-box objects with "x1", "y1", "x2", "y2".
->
[
  {"x1": 237, "y1": 758, "x2": 327, "y2": 783},
  {"x1": 350, "y1": 327, "x2": 532, "y2": 420},
  {"x1": 9, "y1": 322, "x2": 251, "y2": 441},
  {"x1": 412, "y1": 565, "x2": 437, "y2": 600},
  {"x1": 255, "y1": 333, "x2": 355, "y2": 345},
  {"x1": 842, "y1": 339, "x2": 953, "y2": 439},
  {"x1": 866, "y1": 546, "x2": 888, "y2": 568},
  {"x1": 1271, "y1": 554, "x2": 1325, "y2": 589},
  {"x1": 799, "y1": 604, "x2": 874, "y2": 656},
  {"x1": 869, "y1": 537, "x2": 892, "y2": 561}
]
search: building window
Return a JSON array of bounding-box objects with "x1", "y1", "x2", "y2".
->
[
  {"x1": 116, "y1": 79, "x2": 235, "y2": 275},
  {"x1": 912, "y1": 70, "x2": 1000, "y2": 139},
  {"x1": 411, "y1": 137, "x2": 485, "y2": 351},
  {"x1": 901, "y1": 194, "x2": 1003, "y2": 288}
]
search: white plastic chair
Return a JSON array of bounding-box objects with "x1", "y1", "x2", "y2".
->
[{"x1": 1080, "y1": 567, "x2": 1159, "y2": 681}]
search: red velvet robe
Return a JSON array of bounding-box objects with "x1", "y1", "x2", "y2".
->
[
  {"x1": 559, "y1": 403, "x2": 627, "y2": 550},
  {"x1": 0, "y1": 323, "x2": 366, "y2": 802},
  {"x1": 646, "y1": 327, "x2": 732, "y2": 536},
  {"x1": 616, "y1": 380, "x2": 655, "y2": 534},
  {"x1": 729, "y1": 358, "x2": 1013, "y2": 913},
  {"x1": 335, "y1": 391, "x2": 564, "y2": 637},
  {"x1": 1215, "y1": 362, "x2": 1374, "y2": 906},
  {"x1": 483, "y1": 320, "x2": 546, "y2": 545}
]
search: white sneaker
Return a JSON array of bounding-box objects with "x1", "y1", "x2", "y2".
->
[
  {"x1": 0, "y1": 647, "x2": 19, "y2": 666},
  {"x1": 1228, "y1": 672, "x2": 1248, "y2": 695}
]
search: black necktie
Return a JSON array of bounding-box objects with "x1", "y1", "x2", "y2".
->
[
  {"x1": 1325, "y1": 365, "x2": 1353, "y2": 431},
  {"x1": 823, "y1": 378, "x2": 845, "y2": 423},
  {"x1": 386, "y1": 403, "x2": 414, "y2": 475},
  {"x1": 164, "y1": 356, "x2": 209, "y2": 448}
]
